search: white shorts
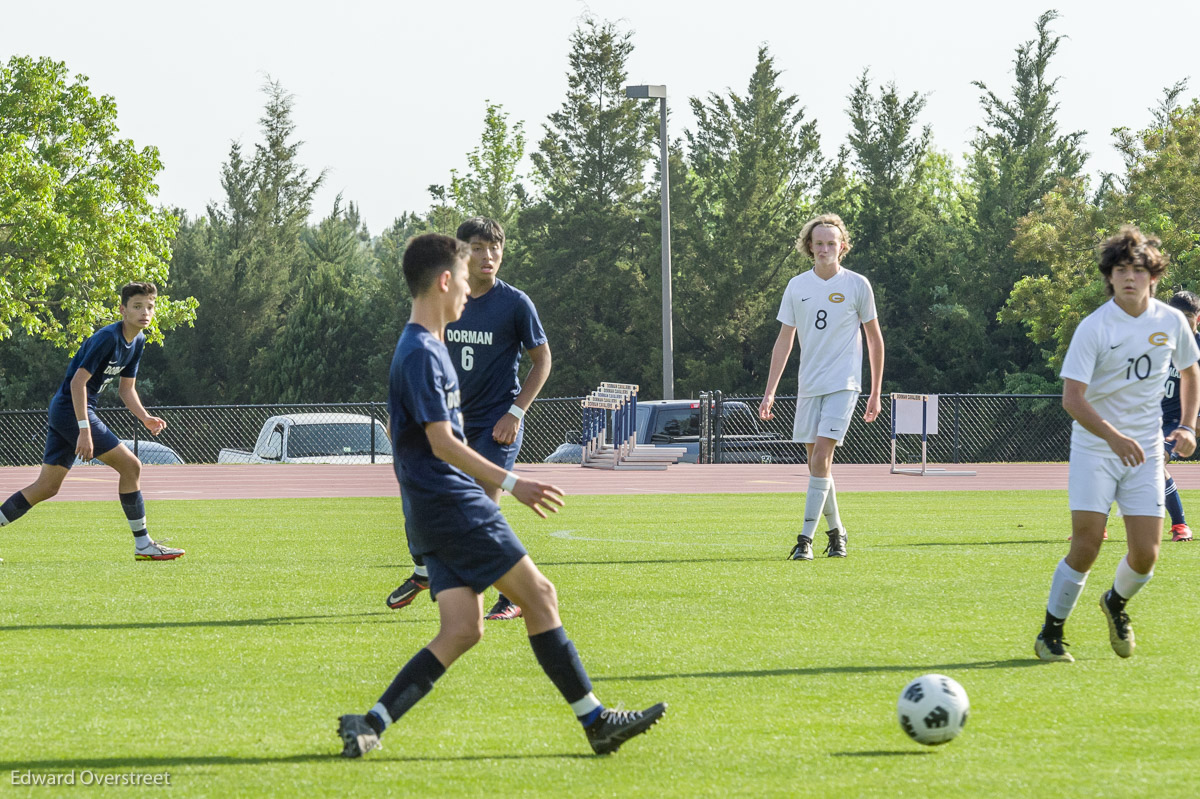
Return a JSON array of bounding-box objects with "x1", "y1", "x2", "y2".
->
[
  {"x1": 792, "y1": 390, "x2": 859, "y2": 445},
  {"x1": 1068, "y1": 449, "x2": 1165, "y2": 517}
]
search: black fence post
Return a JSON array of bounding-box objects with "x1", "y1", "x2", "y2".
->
[
  {"x1": 713, "y1": 391, "x2": 725, "y2": 464},
  {"x1": 952, "y1": 395, "x2": 961, "y2": 464},
  {"x1": 369, "y1": 402, "x2": 377, "y2": 464},
  {"x1": 698, "y1": 391, "x2": 709, "y2": 464}
]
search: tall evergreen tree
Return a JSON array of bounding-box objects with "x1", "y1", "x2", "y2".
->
[
  {"x1": 969, "y1": 10, "x2": 1086, "y2": 385},
  {"x1": 519, "y1": 19, "x2": 659, "y2": 396},
  {"x1": 673, "y1": 46, "x2": 823, "y2": 395}
]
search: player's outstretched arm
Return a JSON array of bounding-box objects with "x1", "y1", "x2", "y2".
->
[
  {"x1": 760, "y1": 324, "x2": 796, "y2": 420},
  {"x1": 118, "y1": 377, "x2": 166, "y2": 435},
  {"x1": 863, "y1": 318, "x2": 885, "y2": 423},
  {"x1": 1166, "y1": 363, "x2": 1200, "y2": 458},
  {"x1": 425, "y1": 421, "x2": 565, "y2": 517},
  {"x1": 1062, "y1": 378, "x2": 1144, "y2": 466}
]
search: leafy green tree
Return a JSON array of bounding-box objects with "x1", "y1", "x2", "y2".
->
[
  {"x1": 0, "y1": 55, "x2": 195, "y2": 347},
  {"x1": 1004, "y1": 98, "x2": 1200, "y2": 374},
  {"x1": 673, "y1": 46, "x2": 823, "y2": 395},
  {"x1": 441, "y1": 103, "x2": 528, "y2": 232},
  {"x1": 968, "y1": 10, "x2": 1086, "y2": 384},
  {"x1": 519, "y1": 19, "x2": 660, "y2": 396}
]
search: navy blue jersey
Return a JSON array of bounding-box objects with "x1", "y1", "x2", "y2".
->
[
  {"x1": 54, "y1": 322, "x2": 145, "y2": 408},
  {"x1": 444, "y1": 280, "x2": 546, "y2": 426},
  {"x1": 388, "y1": 323, "x2": 502, "y2": 554},
  {"x1": 1162, "y1": 331, "x2": 1200, "y2": 423}
]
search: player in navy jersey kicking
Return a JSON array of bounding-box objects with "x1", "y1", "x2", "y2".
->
[
  {"x1": 1161, "y1": 291, "x2": 1200, "y2": 542},
  {"x1": 338, "y1": 233, "x2": 664, "y2": 757},
  {"x1": 386, "y1": 217, "x2": 551, "y2": 620},
  {"x1": 0, "y1": 282, "x2": 184, "y2": 561},
  {"x1": 1035, "y1": 227, "x2": 1199, "y2": 663}
]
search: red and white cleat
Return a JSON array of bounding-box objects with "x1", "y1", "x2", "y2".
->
[{"x1": 1171, "y1": 523, "x2": 1193, "y2": 542}]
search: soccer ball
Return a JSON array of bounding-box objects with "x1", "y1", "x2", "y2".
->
[{"x1": 896, "y1": 674, "x2": 969, "y2": 745}]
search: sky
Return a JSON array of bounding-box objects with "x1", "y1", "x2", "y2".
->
[{"x1": 4, "y1": 0, "x2": 1197, "y2": 235}]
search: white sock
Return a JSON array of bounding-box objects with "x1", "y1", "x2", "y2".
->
[
  {"x1": 1112, "y1": 555, "x2": 1153, "y2": 600},
  {"x1": 134, "y1": 533, "x2": 151, "y2": 549},
  {"x1": 1047, "y1": 559, "x2": 1089, "y2": 620},
  {"x1": 413, "y1": 564, "x2": 428, "y2": 579},
  {"x1": 570, "y1": 692, "x2": 601, "y2": 717},
  {"x1": 822, "y1": 477, "x2": 843, "y2": 532},
  {"x1": 369, "y1": 702, "x2": 392, "y2": 730},
  {"x1": 802, "y1": 476, "x2": 832, "y2": 540}
]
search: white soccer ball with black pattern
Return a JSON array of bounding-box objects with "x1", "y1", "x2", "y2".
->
[{"x1": 896, "y1": 674, "x2": 969, "y2": 745}]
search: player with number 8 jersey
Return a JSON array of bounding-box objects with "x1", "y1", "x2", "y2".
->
[{"x1": 759, "y1": 214, "x2": 885, "y2": 562}]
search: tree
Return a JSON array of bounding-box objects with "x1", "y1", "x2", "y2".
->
[
  {"x1": 1004, "y1": 98, "x2": 1200, "y2": 375},
  {"x1": 519, "y1": 19, "x2": 660, "y2": 396},
  {"x1": 969, "y1": 10, "x2": 1087, "y2": 384},
  {"x1": 838, "y1": 73, "x2": 976, "y2": 391},
  {"x1": 673, "y1": 46, "x2": 823, "y2": 394},
  {"x1": 442, "y1": 103, "x2": 528, "y2": 232},
  {"x1": 0, "y1": 55, "x2": 195, "y2": 347},
  {"x1": 176, "y1": 80, "x2": 324, "y2": 402}
]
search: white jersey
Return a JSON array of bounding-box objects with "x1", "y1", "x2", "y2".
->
[
  {"x1": 1060, "y1": 298, "x2": 1200, "y2": 458},
  {"x1": 777, "y1": 267, "x2": 877, "y2": 397}
]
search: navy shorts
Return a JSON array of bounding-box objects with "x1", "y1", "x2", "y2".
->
[
  {"x1": 1164, "y1": 419, "x2": 1185, "y2": 459},
  {"x1": 43, "y1": 399, "x2": 122, "y2": 468},
  {"x1": 423, "y1": 517, "x2": 528, "y2": 597},
  {"x1": 465, "y1": 422, "x2": 524, "y2": 471}
]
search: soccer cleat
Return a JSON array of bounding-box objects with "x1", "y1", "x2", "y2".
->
[
  {"x1": 135, "y1": 539, "x2": 185, "y2": 561},
  {"x1": 1099, "y1": 593, "x2": 1135, "y2": 658},
  {"x1": 337, "y1": 714, "x2": 382, "y2": 758},
  {"x1": 788, "y1": 536, "x2": 813, "y2": 561},
  {"x1": 585, "y1": 702, "x2": 667, "y2": 755},
  {"x1": 1171, "y1": 523, "x2": 1193, "y2": 542},
  {"x1": 824, "y1": 529, "x2": 847, "y2": 558},
  {"x1": 1034, "y1": 632, "x2": 1074, "y2": 663},
  {"x1": 485, "y1": 595, "x2": 523, "y2": 620},
  {"x1": 386, "y1": 576, "x2": 430, "y2": 609}
]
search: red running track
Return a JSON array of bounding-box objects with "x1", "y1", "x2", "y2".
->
[{"x1": 3, "y1": 461, "x2": 1196, "y2": 502}]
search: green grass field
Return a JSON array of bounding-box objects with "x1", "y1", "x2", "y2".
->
[{"x1": 3, "y1": 490, "x2": 1199, "y2": 797}]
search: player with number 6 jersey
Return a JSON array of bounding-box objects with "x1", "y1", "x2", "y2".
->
[{"x1": 759, "y1": 214, "x2": 885, "y2": 561}]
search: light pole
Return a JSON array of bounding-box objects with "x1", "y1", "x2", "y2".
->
[{"x1": 625, "y1": 84, "x2": 673, "y2": 400}]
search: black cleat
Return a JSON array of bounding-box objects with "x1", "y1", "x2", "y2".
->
[
  {"x1": 1099, "y1": 593, "x2": 1135, "y2": 658},
  {"x1": 585, "y1": 703, "x2": 667, "y2": 755},
  {"x1": 485, "y1": 595, "x2": 523, "y2": 620},
  {"x1": 386, "y1": 576, "x2": 429, "y2": 609},
  {"x1": 824, "y1": 529, "x2": 847, "y2": 558},
  {"x1": 1034, "y1": 631, "x2": 1074, "y2": 663},
  {"x1": 788, "y1": 536, "x2": 814, "y2": 561},
  {"x1": 337, "y1": 714, "x2": 382, "y2": 758}
]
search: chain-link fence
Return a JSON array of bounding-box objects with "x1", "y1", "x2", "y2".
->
[
  {"x1": 0, "y1": 394, "x2": 1076, "y2": 467},
  {"x1": 0, "y1": 398, "x2": 588, "y2": 467},
  {"x1": 707, "y1": 393, "x2": 1073, "y2": 464}
]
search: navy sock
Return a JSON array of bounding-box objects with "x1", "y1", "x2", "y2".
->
[
  {"x1": 1164, "y1": 477, "x2": 1186, "y2": 526},
  {"x1": 119, "y1": 490, "x2": 147, "y2": 535},
  {"x1": 529, "y1": 626, "x2": 593, "y2": 705},
  {"x1": 376, "y1": 648, "x2": 446, "y2": 728},
  {"x1": 0, "y1": 491, "x2": 33, "y2": 526}
]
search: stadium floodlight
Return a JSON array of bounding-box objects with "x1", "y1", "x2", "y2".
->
[{"x1": 625, "y1": 84, "x2": 674, "y2": 400}]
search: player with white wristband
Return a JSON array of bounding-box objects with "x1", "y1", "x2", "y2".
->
[
  {"x1": 1034, "y1": 226, "x2": 1200, "y2": 664},
  {"x1": 386, "y1": 217, "x2": 551, "y2": 621}
]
